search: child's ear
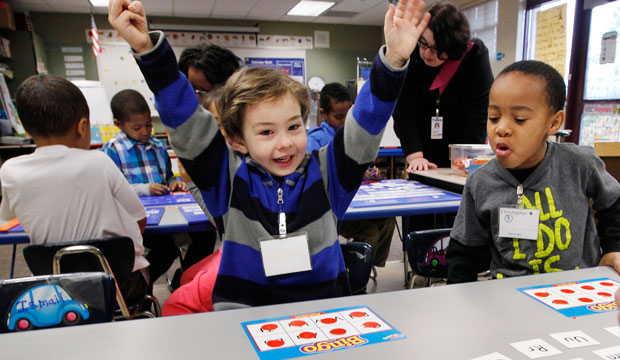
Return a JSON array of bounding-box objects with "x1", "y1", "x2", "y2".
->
[
  {"x1": 319, "y1": 108, "x2": 326, "y2": 120},
  {"x1": 229, "y1": 135, "x2": 248, "y2": 154},
  {"x1": 547, "y1": 110, "x2": 565, "y2": 136},
  {"x1": 113, "y1": 118, "x2": 122, "y2": 128},
  {"x1": 76, "y1": 117, "x2": 89, "y2": 138}
]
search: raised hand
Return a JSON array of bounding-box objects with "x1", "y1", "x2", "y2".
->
[
  {"x1": 384, "y1": 0, "x2": 430, "y2": 68},
  {"x1": 108, "y1": 0, "x2": 153, "y2": 54}
]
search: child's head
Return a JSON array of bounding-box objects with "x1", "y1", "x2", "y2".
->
[
  {"x1": 319, "y1": 82, "x2": 352, "y2": 131},
  {"x1": 487, "y1": 60, "x2": 565, "y2": 169},
  {"x1": 111, "y1": 89, "x2": 152, "y2": 144},
  {"x1": 178, "y1": 44, "x2": 241, "y2": 99},
  {"x1": 15, "y1": 74, "x2": 91, "y2": 149},
  {"x1": 220, "y1": 67, "x2": 310, "y2": 176}
]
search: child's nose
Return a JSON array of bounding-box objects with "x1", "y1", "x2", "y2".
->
[
  {"x1": 276, "y1": 133, "x2": 293, "y2": 149},
  {"x1": 495, "y1": 119, "x2": 511, "y2": 137}
]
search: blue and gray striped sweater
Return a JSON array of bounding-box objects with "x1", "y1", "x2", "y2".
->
[{"x1": 135, "y1": 31, "x2": 408, "y2": 310}]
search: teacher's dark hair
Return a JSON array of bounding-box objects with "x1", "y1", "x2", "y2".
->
[{"x1": 428, "y1": 2, "x2": 471, "y2": 60}]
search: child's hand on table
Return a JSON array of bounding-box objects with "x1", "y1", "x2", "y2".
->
[
  {"x1": 599, "y1": 251, "x2": 620, "y2": 273},
  {"x1": 364, "y1": 166, "x2": 382, "y2": 182},
  {"x1": 149, "y1": 183, "x2": 170, "y2": 196},
  {"x1": 170, "y1": 180, "x2": 187, "y2": 192}
]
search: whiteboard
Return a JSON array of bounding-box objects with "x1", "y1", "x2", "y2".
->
[
  {"x1": 71, "y1": 80, "x2": 114, "y2": 125},
  {"x1": 96, "y1": 42, "x2": 307, "y2": 118}
]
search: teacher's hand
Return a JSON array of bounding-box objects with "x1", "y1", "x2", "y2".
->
[{"x1": 406, "y1": 152, "x2": 437, "y2": 172}]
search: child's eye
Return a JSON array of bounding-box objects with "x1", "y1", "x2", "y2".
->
[
  {"x1": 289, "y1": 124, "x2": 301, "y2": 131},
  {"x1": 259, "y1": 130, "x2": 273, "y2": 136},
  {"x1": 515, "y1": 118, "x2": 527, "y2": 123},
  {"x1": 488, "y1": 117, "x2": 499, "y2": 122}
]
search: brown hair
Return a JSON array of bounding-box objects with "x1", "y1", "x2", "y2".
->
[{"x1": 220, "y1": 67, "x2": 310, "y2": 140}]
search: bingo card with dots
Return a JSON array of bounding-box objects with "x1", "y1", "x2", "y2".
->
[
  {"x1": 518, "y1": 277, "x2": 619, "y2": 317},
  {"x1": 241, "y1": 306, "x2": 405, "y2": 359}
]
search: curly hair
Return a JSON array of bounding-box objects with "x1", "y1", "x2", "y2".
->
[
  {"x1": 178, "y1": 44, "x2": 242, "y2": 87},
  {"x1": 16, "y1": 75, "x2": 89, "y2": 138},
  {"x1": 319, "y1": 82, "x2": 351, "y2": 114},
  {"x1": 220, "y1": 67, "x2": 310, "y2": 141},
  {"x1": 427, "y1": 2, "x2": 471, "y2": 60}
]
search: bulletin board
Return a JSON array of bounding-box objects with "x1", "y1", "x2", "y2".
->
[
  {"x1": 584, "y1": 1, "x2": 620, "y2": 100},
  {"x1": 578, "y1": 102, "x2": 620, "y2": 146},
  {"x1": 95, "y1": 39, "x2": 307, "y2": 118}
]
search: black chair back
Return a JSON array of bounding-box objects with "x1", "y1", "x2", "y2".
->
[
  {"x1": 0, "y1": 272, "x2": 115, "y2": 333},
  {"x1": 340, "y1": 242, "x2": 373, "y2": 294},
  {"x1": 406, "y1": 229, "x2": 451, "y2": 279},
  {"x1": 23, "y1": 237, "x2": 135, "y2": 278}
]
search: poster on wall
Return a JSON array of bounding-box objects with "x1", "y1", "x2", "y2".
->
[
  {"x1": 244, "y1": 57, "x2": 305, "y2": 84},
  {"x1": 535, "y1": 3, "x2": 567, "y2": 77},
  {"x1": 579, "y1": 102, "x2": 620, "y2": 146}
]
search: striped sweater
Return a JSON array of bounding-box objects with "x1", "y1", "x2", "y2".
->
[{"x1": 134, "y1": 31, "x2": 408, "y2": 310}]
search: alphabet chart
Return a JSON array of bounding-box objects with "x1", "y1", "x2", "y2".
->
[
  {"x1": 518, "y1": 278, "x2": 620, "y2": 317},
  {"x1": 241, "y1": 306, "x2": 405, "y2": 360}
]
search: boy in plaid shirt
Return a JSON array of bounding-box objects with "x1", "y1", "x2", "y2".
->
[{"x1": 103, "y1": 89, "x2": 184, "y2": 283}]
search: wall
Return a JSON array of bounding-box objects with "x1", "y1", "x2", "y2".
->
[
  {"x1": 493, "y1": 0, "x2": 526, "y2": 76},
  {"x1": 29, "y1": 13, "x2": 383, "y2": 86}
]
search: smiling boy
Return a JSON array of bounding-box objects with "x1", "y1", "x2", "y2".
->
[
  {"x1": 109, "y1": 0, "x2": 430, "y2": 309},
  {"x1": 447, "y1": 60, "x2": 620, "y2": 283}
]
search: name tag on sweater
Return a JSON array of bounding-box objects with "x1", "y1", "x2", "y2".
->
[
  {"x1": 498, "y1": 207, "x2": 540, "y2": 240},
  {"x1": 260, "y1": 232, "x2": 312, "y2": 277}
]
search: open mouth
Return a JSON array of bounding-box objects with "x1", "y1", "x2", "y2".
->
[
  {"x1": 495, "y1": 143, "x2": 511, "y2": 156},
  {"x1": 274, "y1": 155, "x2": 294, "y2": 167}
]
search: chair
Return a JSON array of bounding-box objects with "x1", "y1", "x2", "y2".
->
[
  {"x1": 340, "y1": 242, "x2": 373, "y2": 295},
  {"x1": 405, "y1": 229, "x2": 451, "y2": 288},
  {"x1": 0, "y1": 272, "x2": 116, "y2": 333},
  {"x1": 23, "y1": 237, "x2": 160, "y2": 320}
]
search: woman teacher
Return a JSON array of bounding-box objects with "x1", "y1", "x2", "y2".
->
[{"x1": 393, "y1": 2, "x2": 493, "y2": 172}]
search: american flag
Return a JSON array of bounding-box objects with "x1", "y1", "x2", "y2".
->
[{"x1": 90, "y1": 14, "x2": 102, "y2": 57}]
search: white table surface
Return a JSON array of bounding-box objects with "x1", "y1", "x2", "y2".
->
[{"x1": 1, "y1": 267, "x2": 618, "y2": 359}]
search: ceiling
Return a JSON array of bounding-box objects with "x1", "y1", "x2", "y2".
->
[{"x1": 5, "y1": 0, "x2": 473, "y2": 26}]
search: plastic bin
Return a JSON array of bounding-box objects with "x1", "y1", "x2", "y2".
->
[{"x1": 449, "y1": 144, "x2": 494, "y2": 176}]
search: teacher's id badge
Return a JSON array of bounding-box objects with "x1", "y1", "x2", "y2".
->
[
  {"x1": 259, "y1": 231, "x2": 312, "y2": 277},
  {"x1": 498, "y1": 207, "x2": 540, "y2": 240},
  {"x1": 431, "y1": 108, "x2": 443, "y2": 139}
]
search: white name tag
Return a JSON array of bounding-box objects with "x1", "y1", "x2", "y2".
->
[
  {"x1": 498, "y1": 207, "x2": 540, "y2": 240},
  {"x1": 431, "y1": 116, "x2": 443, "y2": 139},
  {"x1": 260, "y1": 232, "x2": 312, "y2": 277}
]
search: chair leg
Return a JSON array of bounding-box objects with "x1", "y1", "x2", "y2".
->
[
  {"x1": 424, "y1": 277, "x2": 431, "y2": 287},
  {"x1": 407, "y1": 273, "x2": 415, "y2": 289}
]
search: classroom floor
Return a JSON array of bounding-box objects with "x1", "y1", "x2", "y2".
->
[{"x1": 0, "y1": 217, "x2": 444, "y2": 307}]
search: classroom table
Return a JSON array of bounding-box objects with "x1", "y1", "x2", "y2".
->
[
  {"x1": 0, "y1": 193, "x2": 214, "y2": 278},
  {"x1": 0, "y1": 267, "x2": 618, "y2": 359},
  {"x1": 408, "y1": 167, "x2": 467, "y2": 194}
]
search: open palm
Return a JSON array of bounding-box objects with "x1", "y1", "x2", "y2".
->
[{"x1": 384, "y1": 0, "x2": 430, "y2": 67}]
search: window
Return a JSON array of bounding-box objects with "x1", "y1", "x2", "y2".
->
[{"x1": 463, "y1": 0, "x2": 498, "y2": 58}]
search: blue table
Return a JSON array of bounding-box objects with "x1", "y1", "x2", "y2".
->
[{"x1": 0, "y1": 193, "x2": 215, "y2": 278}]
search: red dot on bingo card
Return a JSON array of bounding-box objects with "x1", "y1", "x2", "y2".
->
[
  {"x1": 601, "y1": 282, "x2": 614, "y2": 286},
  {"x1": 552, "y1": 299, "x2": 568, "y2": 305},
  {"x1": 535, "y1": 292, "x2": 550, "y2": 297},
  {"x1": 560, "y1": 289, "x2": 575, "y2": 294},
  {"x1": 578, "y1": 297, "x2": 593, "y2": 303},
  {"x1": 599, "y1": 292, "x2": 612, "y2": 297},
  {"x1": 581, "y1": 285, "x2": 595, "y2": 290},
  {"x1": 266, "y1": 339, "x2": 285, "y2": 348},
  {"x1": 261, "y1": 324, "x2": 278, "y2": 331},
  {"x1": 363, "y1": 321, "x2": 381, "y2": 328},
  {"x1": 350, "y1": 311, "x2": 367, "y2": 318},
  {"x1": 321, "y1": 318, "x2": 337, "y2": 324},
  {"x1": 289, "y1": 320, "x2": 307, "y2": 327},
  {"x1": 299, "y1": 332, "x2": 317, "y2": 339},
  {"x1": 330, "y1": 328, "x2": 347, "y2": 335}
]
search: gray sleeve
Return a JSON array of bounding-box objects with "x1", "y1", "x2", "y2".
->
[{"x1": 450, "y1": 176, "x2": 492, "y2": 246}]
